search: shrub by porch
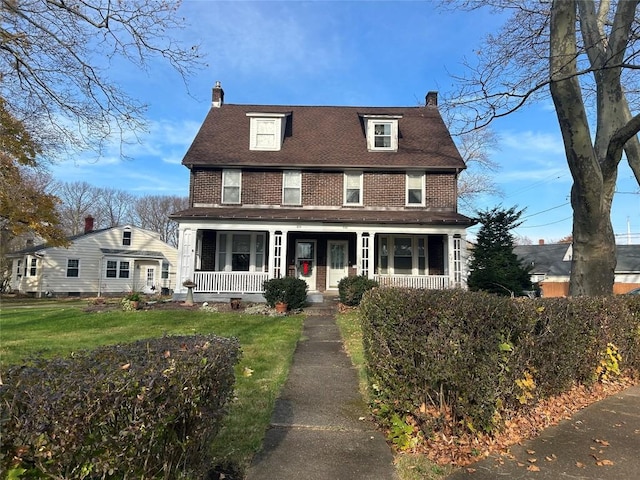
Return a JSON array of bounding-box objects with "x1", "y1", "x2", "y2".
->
[{"x1": 361, "y1": 288, "x2": 640, "y2": 438}]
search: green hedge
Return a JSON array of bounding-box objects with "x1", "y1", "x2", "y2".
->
[
  {"x1": 262, "y1": 276, "x2": 308, "y2": 310},
  {"x1": 0, "y1": 335, "x2": 240, "y2": 479},
  {"x1": 338, "y1": 275, "x2": 378, "y2": 306},
  {"x1": 360, "y1": 288, "x2": 640, "y2": 436}
]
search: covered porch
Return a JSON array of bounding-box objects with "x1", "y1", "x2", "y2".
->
[{"x1": 175, "y1": 219, "x2": 468, "y2": 302}]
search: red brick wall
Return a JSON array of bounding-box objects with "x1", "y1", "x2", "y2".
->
[{"x1": 190, "y1": 168, "x2": 458, "y2": 210}]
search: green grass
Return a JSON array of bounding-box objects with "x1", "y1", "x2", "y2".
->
[
  {"x1": 0, "y1": 298, "x2": 305, "y2": 473},
  {"x1": 335, "y1": 309, "x2": 455, "y2": 480}
]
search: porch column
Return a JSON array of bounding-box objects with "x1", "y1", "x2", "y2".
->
[
  {"x1": 268, "y1": 229, "x2": 289, "y2": 279},
  {"x1": 356, "y1": 232, "x2": 373, "y2": 279},
  {"x1": 448, "y1": 234, "x2": 463, "y2": 289},
  {"x1": 176, "y1": 226, "x2": 196, "y2": 294}
]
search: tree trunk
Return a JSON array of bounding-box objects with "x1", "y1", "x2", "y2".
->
[{"x1": 549, "y1": 0, "x2": 615, "y2": 295}]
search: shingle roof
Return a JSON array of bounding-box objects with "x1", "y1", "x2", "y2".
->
[
  {"x1": 182, "y1": 104, "x2": 465, "y2": 170},
  {"x1": 171, "y1": 207, "x2": 474, "y2": 226},
  {"x1": 514, "y1": 244, "x2": 640, "y2": 275}
]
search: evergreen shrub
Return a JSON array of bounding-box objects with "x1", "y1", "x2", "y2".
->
[
  {"x1": 338, "y1": 275, "x2": 378, "y2": 306},
  {"x1": 360, "y1": 287, "x2": 640, "y2": 437},
  {"x1": 0, "y1": 335, "x2": 241, "y2": 479},
  {"x1": 262, "y1": 276, "x2": 308, "y2": 310}
]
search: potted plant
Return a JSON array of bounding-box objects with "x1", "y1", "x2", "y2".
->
[
  {"x1": 123, "y1": 291, "x2": 142, "y2": 310},
  {"x1": 262, "y1": 277, "x2": 308, "y2": 312}
]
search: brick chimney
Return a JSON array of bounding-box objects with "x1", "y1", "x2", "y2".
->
[
  {"x1": 425, "y1": 91, "x2": 438, "y2": 107},
  {"x1": 84, "y1": 215, "x2": 94, "y2": 234},
  {"x1": 212, "y1": 81, "x2": 224, "y2": 108},
  {"x1": 538, "y1": 239, "x2": 545, "y2": 245}
]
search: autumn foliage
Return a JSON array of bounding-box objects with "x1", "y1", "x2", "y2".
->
[{"x1": 360, "y1": 288, "x2": 639, "y2": 464}]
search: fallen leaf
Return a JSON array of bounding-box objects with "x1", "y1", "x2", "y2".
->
[
  {"x1": 163, "y1": 350, "x2": 171, "y2": 358},
  {"x1": 594, "y1": 439, "x2": 610, "y2": 446},
  {"x1": 545, "y1": 454, "x2": 557, "y2": 462},
  {"x1": 242, "y1": 367, "x2": 254, "y2": 377},
  {"x1": 527, "y1": 449, "x2": 536, "y2": 455},
  {"x1": 576, "y1": 462, "x2": 585, "y2": 468},
  {"x1": 466, "y1": 468, "x2": 476, "y2": 473},
  {"x1": 596, "y1": 459, "x2": 614, "y2": 466},
  {"x1": 528, "y1": 458, "x2": 537, "y2": 463},
  {"x1": 120, "y1": 363, "x2": 130, "y2": 370},
  {"x1": 527, "y1": 465, "x2": 540, "y2": 472}
]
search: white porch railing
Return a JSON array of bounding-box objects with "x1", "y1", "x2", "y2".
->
[
  {"x1": 374, "y1": 274, "x2": 451, "y2": 289},
  {"x1": 193, "y1": 272, "x2": 269, "y2": 294}
]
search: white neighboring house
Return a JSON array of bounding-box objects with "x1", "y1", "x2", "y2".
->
[{"x1": 7, "y1": 218, "x2": 178, "y2": 297}]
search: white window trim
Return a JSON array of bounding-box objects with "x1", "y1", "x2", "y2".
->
[
  {"x1": 216, "y1": 232, "x2": 266, "y2": 272},
  {"x1": 122, "y1": 229, "x2": 132, "y2": 246},
  {"x1": 66, "y1": 258, "x2": 80, "y2": 278},
  {"x1": 246, "y1": 112, "x2": 290, "y2": 151},
  {"x1": 105, "y1": 259, "x2": 131, "y2": 279},
  {"x1": 362, "y1": 115, "x2": 402, "y2": 152},
  {"x1": 282, "y1": 170, "x2": 302, "y2": 205},
  {"x1": 222, "y1": 169, "x2": 242, "y2": 204},
  {"x1": 406, "y1": 172, "x2": 425, "y2": 206},
  {"x1": 343, "y1": 171, "x2": 363, "y2": 206}
]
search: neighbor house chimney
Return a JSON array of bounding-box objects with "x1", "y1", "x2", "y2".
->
[
  {"x1": 212, "y1": 81, "x2": 224, "y2": 107},
  {"x1": 538, "y1": 239, "x2": 544, "y2": 245},
  {"x1": 425, "y1": 91, "x2": 438, "y2": 107},
  {"x1": 84, "y1": 215, "x2": 94, "y2": 234}
]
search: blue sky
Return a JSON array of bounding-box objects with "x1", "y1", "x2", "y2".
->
[{"x1": 49, "y1": 0, "x2": 639, "y2": 244}]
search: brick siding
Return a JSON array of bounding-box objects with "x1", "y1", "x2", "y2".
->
[{"x1": 190, "y1": 167, "x2": 457, "y2": 210}]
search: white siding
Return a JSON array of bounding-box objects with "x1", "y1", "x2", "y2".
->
[{"x1": 10, "y1": 226, "x2": 177, "y2": 296}]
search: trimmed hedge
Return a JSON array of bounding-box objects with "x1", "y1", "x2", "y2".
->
[
  {"x1": 338, "y1": 275, "x2": 378, "y2": 306},
  {"x1": 360, "y1": 288, "x2": 640, "y2": 436},
  {"x1": 0, "y1": 335, "x2": 240, "y2": 479}
]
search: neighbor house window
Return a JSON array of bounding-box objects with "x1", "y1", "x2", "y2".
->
[
  {"x1": 216, "y1": 232, "x2": 266, "y2": 272},
  {"x1": 406, "y1": 173, "x2": 425, "y2": 205},
  {"x1": 283, "y1": 171, "x2": 302, "y2": 205},
  {"x1": 16, "y1": 259, "x2": 22, "y2": 277},
  {"x1": 161, "y1": 261, "x2": 169, "y2": 279},
  {"x1": 66, "y1": 259, "x2": 79, "y2": 277},
  {"x1": 29, "y1": 258, "x2": 37, "y2": 276},
  {"x1": 222, "y1": 169, "x2": 241, "y2": 204},
  {"x1": 344, "y1": 172, "x2": 363, "y2": 205},
  {"x1": 122, "y1": 230, "x2": 132, "y2": 246},
  {"x1": 105, "y1": 260, "x2": 130, "y2": 279},
  {"x1": 119, "y1": 261, "x2": 130, "y2": 278}
]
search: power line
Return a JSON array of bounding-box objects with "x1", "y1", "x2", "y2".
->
[
  {"x1": 518, "y1": 215, "x2": 573, "y2": 228},
  {"x1": 521, "y1": 202, "x2": 570, "y2": 220}
]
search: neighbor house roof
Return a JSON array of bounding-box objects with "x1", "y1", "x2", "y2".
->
[
  {"x1": 182, "y1": 104, "x2": 466, "y2": 171},
  {"x1": 514, "y1": 244, "x2": 640, "y2": 277}
]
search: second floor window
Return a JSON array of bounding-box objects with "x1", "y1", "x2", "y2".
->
[
  {"x1": 122, "y1": 230, "x2": 132, "y2": 246},
  {"x1": 67, "y1": 259, "x2": 79, "y2": 277},
  {"x1": 222, "y1": 169, "x2": 241, "y2": 204},
  {"x1": 406, "y1": 173, "x2": 425, "y2": 205},
  {"x1": 344, "y1": 172, "x2": 363, "y2": 205},
  {"x1": 283, "y1": 171, "x2": 301, "y2": 205},
  {"x1": 374, "y1": 123, "x2": 392, "y2": 148}
]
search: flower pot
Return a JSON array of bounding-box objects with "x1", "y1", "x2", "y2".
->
[{"x1": 275, "y1": 302, "x2": 288, "y2": 313}]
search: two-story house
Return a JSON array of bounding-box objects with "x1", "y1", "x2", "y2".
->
[{"x1": 171, "y1": 83, "x2": 474, "y2": 302}]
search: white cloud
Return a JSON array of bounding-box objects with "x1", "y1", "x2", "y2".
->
[{"x1": 500, "y1": 130, "x2": 565, "y2": 155}]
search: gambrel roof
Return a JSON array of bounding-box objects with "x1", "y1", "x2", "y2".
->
[{"x1": 182, "y1": 103, "x2": 466, "y2": 171}]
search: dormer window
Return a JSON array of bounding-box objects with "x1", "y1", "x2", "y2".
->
[
  {"x1": 362, "y1": 114, "x2": 402, "y2": 151},
  {"x1": 247, "y1": 112, "x2": 290, "y2": 151}
]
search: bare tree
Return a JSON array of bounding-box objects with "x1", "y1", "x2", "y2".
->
[
  {"x1": 456, "y1": 127, "x2": 502, "y2": 209},
  {"x1": 133, "y1": 195, "x2": 188, "y2": 247},
  {"x1": 1, "y1": 0, "x2": 202, "y2": 156},
  {"x1": 97, "y1": 187, "x2": 135, "y2": 228},
  {"x1": 53, "y1": 181, "x2": 101, "y2": 235},
  {"x1": 441, "y1": 0, "x2": 640, "y2": 295}
]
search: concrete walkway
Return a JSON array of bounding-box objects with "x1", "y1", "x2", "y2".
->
[
  {"x1": 245, "y1": 304, "x2": 397, "y2": 480},
  {"x1": 447, "y1": 384, "x2": 640, "y2": 479}
]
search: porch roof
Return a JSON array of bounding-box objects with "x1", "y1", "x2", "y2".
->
[{"x1": 171, "y1": 207, "x2": 475, "y2": 226}]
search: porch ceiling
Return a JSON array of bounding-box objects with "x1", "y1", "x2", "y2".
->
[{"x1": 171, "y1": 207, "x2": 475, "y2": 226}]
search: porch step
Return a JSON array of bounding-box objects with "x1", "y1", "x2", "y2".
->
[{"x1": 304, "y1": 295, "x2": 340, "y2": 315}]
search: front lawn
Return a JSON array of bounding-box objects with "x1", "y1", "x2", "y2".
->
[{"x1": 0, "y1": 298, "x2": 305, "y2": 474}]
